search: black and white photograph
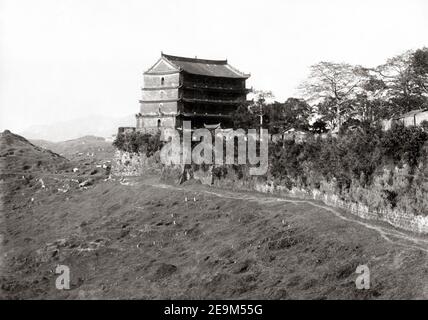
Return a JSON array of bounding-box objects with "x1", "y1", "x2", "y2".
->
[{"x1": 1, "y1": 0, "x2": 427, "y2": 306}]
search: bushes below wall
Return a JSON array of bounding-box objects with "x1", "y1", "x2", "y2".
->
[
  {"x1": 270, "y1": 123, "x2": 428, "y2": 190},
  {"x1": 113, "y1": 131, "x2": 163, "y2": 157},
  {"x1": 271, "y1": 123, "x2": 428, "y2": 217},
  {"x1": 214, "y1": 123, "x2": 428, "y2": 217}
]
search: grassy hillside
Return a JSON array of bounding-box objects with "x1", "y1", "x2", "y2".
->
[
  {"x1": 1, "y1": 130, "x2": 70, "y2": 174},
  {"x1": 2, "y1": 174, "x2": 427, "y2": 299},
  {"x1": 1, "y1": 130, "x2": 427, "y2": 299}
]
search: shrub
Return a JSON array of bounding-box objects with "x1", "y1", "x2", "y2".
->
[
  {"x1": 380, "y1": 123, "x2": 428, "y2": 168},
  {"x1": 113, "y1": 131, "x2": 163, "y2": 157},
  {"x1": 265, "y1": 122, "x2": 428, "y2": 209}
]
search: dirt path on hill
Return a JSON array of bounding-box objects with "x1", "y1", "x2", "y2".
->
[{"x1": 141, "y1": 180, "x2": 428, "y2": 253}]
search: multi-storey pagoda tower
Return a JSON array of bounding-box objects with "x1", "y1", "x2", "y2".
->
[{"x1": 136, "y1": 53, "x2": 250, "y2": 133}]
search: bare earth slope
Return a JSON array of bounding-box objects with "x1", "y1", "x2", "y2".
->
[{"x1": 1, "y1": 130, "x2": 427, "y2": 299}]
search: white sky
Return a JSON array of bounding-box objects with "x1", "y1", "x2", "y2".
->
[{"x1": 1, "y1": 0, "x2": 427, "y2": 132}]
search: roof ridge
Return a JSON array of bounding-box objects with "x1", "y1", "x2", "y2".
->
[{"x1": 162, "y1": 53, "x2": 227, "y2": 65}]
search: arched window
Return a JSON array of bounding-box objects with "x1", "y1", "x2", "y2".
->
[
  {"x1": 161, "y1": 77, "x2": 165, "y2": 85},
  {"x1": 157, "y1": 119, "x2": 161, "y2": 127}
]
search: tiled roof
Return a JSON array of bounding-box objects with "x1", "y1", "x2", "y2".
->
[
  {"x1": 162, "y1": 53, "x2": 250, "y2": 79},
  {"x1": 394, "y1": 109, "x2": 428, "y2": 119}
]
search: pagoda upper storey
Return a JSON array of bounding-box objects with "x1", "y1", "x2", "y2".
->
[{"x1": 137, "y1": 53, "x2": 250, "y2": 132}]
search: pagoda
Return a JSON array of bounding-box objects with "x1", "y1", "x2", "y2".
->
[{"x1": 136, "y1": 53, "x2": 250, "y2": 133}]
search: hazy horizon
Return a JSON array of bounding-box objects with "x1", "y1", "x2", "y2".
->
[{"x1": 1, "y1": 0, "x2": 427, "y2": 133}]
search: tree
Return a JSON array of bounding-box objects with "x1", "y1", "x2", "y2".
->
[
  {"x1": 411, "y1": 48, "x2": 428, "y2": 96},
  {"x1": 355, "y1": 75, "x2": 390, "y2": 122},
  {"x1": 310, "y1": 119, "x2": 328, "y2": 134},
  {"x1": 350, "y1": 92, "x2": 390, "y2": 125},
  {"x1": 373, "y1": 50, "x2": 428, "y2": 116},
  {"x1": 248, "y1": 90, "x2": 274, "y2": 128},
  {"x1": 300, "y1": 61, "x2": 368, "y2": 131},
  {"x1": 232, "y1": 104, "x2": 258, "y2": 129},
  {"x1": 314, "y1": 96, "x2": 354, "y2": 130},
  {"x1": 264, "y1": 98, "x2": 311, "y2": 133}
]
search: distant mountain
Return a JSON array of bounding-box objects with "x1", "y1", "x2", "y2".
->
[
  {"x1": 30, "y1": 135, "x2": 114, "y2": 158},
  {"x1": 19, "y1": 114, "x2": 135, "y2": 142}
]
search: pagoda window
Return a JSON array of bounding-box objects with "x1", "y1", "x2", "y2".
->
[
  {"x1": 161, "y1": 77, "x2": 165, "y2": 85},
  {"x1": 157, "y1": 119, "x2": 161, "y2": 127}
]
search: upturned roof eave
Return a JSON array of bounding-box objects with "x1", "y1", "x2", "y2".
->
[{"x1": 161, "y1": 52, "x2": 250, "y2": 79}]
